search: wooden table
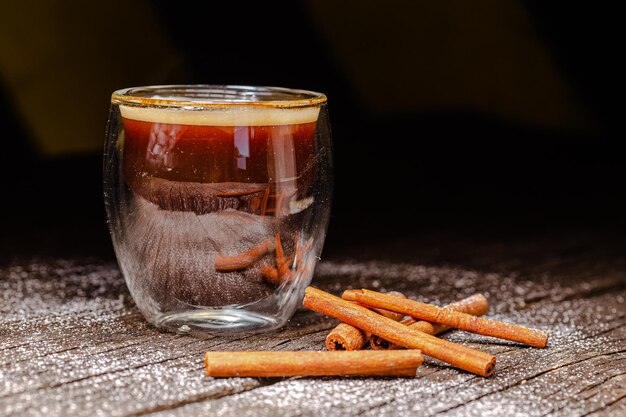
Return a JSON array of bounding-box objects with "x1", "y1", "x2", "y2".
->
[{"x1": 1, "y1": 231, "x2": 625, "y2": 416}]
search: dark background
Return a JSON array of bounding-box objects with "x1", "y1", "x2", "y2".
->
[{"x1": 0, "y1": 1, "x2": 623, "y2": 260}]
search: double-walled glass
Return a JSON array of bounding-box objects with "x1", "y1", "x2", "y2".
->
[{"x1": 104, "y1": 85, "x2": 332, "y2": 334}]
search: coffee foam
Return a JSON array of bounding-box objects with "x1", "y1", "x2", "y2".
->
[{"x1": 119, "y1": 105, "x2": 320, "y2": 126}]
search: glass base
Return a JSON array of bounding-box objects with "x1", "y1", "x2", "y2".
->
[{"x1": 155, "y1": 309, "x2": 280, "y2": 334}]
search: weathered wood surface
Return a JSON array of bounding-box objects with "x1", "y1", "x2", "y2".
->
[{"x1": 1, "y1": 233, "x2": 625, "y2": 416}]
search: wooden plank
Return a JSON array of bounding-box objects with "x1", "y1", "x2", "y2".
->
[{"x1": 0, "y1": 234, "x2": 625, "y2": 416}]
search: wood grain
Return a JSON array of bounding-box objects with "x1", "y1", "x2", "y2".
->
[{"x1": 0, "y1": 234, "x2": 624, "y2": 416}]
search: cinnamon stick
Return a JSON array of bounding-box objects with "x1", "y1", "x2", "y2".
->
[
  {"x1": 303, "y1": 287, "x2": 496, "y2": 377},
  {"x1": 261, "y1": 264, "x2": 281, "y2": 284},
  {"x1": 326, "y1": 291, "x2": 406, "y2": 351},
  {"x1": 274, "y1": 233, "x2": 286, "y2": 266},
  {"x1": 325, "y1": 323, "x2": 369, "y2": 351},
  {"x1": 344, "y1": 289, "x2": 548, "y2": 348},
  {"x1": 262, "y1": 234, "x2": 310, "y2": 285},
  {"x1": 261, "y1": 233, "x2": 293, "y2": 284},
  {"x1": 205, "y1": 350, "x2": 424, "y2": 377},
  {"x1": 215, "y1": 239, "x2": 272, "y2": 272},
  {"x1": 370, "y1": 294, "x2": 489, "y2": 350},
  {"x1": 371, "y1": 291, "x2": 406, "y2": 322}
]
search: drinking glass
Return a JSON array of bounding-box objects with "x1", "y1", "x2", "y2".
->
[{"x1": 104, "y1": 85, "x2": 332, "y2": 334}]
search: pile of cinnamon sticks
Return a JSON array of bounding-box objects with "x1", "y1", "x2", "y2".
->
[{"x1": 205, "y1": 286, "x2": 548, "y2": 378}]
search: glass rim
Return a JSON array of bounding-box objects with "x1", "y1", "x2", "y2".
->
[{"x1": 111, "y1": 85, "x2": 327, "y2": 109}]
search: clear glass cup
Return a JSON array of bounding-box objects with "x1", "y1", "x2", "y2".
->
[{"x1": 104, "y1": 85, "x2": 332, "y2": 334}]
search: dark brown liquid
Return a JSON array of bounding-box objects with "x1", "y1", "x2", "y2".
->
[{"x1": 122, "y1": 118, "x2": 317, "y2": 215}]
